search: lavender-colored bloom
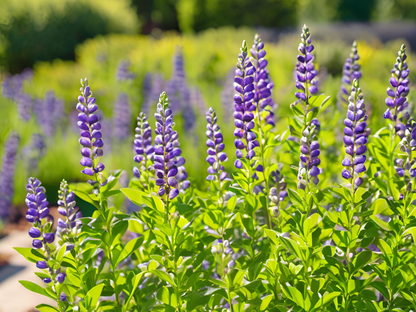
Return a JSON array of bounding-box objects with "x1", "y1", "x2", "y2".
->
[
  {"x1": 395, "y1": 118, "x2": 416, "y2": 180},
  {"x1": 221, "y1": 68, "x2": 235, "y2": 123},
  {"x1": 342, "y1": 79, "x2": 368, "y2": 188},
  {"x1": 2, "y1": 69, "x2": 34, "y2": 121},
  {"x1": 25, "y1": 177, "x2": 56, "y2": 254},
  {"x1": 233, "y1": 40, "x2": 258, "y2": 168},
  {"x1": 56, "y1": 180, "x2": 82, "y2": 247},
  {"x1": 133, "y1": 112, "x2": 154, "y2": 178},
  {"x1": 60, "y1": 292, "x2": 67, "y2": 302},
  {"x1": 251, "y1": 34, "x2": 275, "y2": 127},
  {"x1": 206, "y1": 108, "x2": 228, "y2": 182},
  {"x1": 142, "y1": 73, "x2": 165, "y2": 115},
  {"x1": 298, "y1": 123, "x2": 321, "y2": 189},
  {"x1": 76, "y1": 78, "x2": 105, "y2": 177},
  {"x1": 27, "y1": 134, "x2": 45, "y2": 172},
  {"x1": 116, "y1": 60, "x2": 136, "y2": 81},
  {"x1": 383, "y1": 44, "x2": 409, "y2": 122},
  {"x1": 113, "y1": 93, "x2": 132, "y2": 140},
  {"x1": 39, "y1": 91, "x2": 65, "y2": 136},
  {"x1": 190, "y1": 87, "x2": 207, "y2": 115},
  {"x1": 295, "y1": 25, "x2": 318, "y2": 108},
  {"x1": 16, "y1": 93, "x2": 32, "y2": 122},
  {"x1": 154, "y1": 92, "x2": 189, "y2": 200},
  {"x1": 339, "y1": 41, "x2": 361, "y2": 106},
  {"x1": 0, "y1": 133, "x2": 20, "y2": 220},
  {"x1": 1, "y1": 68, "x2": 33, "y2": 100}
]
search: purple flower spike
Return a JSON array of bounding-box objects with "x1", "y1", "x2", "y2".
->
[
  {"x1": 133, "y1": 112, "x2": 154, "y2": 179},
  {"x1": 339, "y1": 41, "x2": 361, "y2": 106},
  {"x1": 298, "y1": 123, "x2": 321, "y2": 189},
  {"x1": 154, "y1": 92, "x2": 189, "y2": 201},
  {"x1": 295, "y1": 25, "x2": 318, "y2": 108},
  {"x1": 384, "y1": 45, "x2": 409, "y2": 122},
  {"x1": 113, "y1": 93, "x2": 132, "y2": 140},
  {"x1": 56, "y1": 180, "x2": 82, "y2": 245},
  {"x1": 76, "y1": 78, "x2": 105, "y2": 178},
  {"x1": 342, "y1": 79, "x2": 368, "y2": 189},
  {"x1": 25, "y1": 177, "x2": 57, "y2": 256},
  {"x1": 116, "y1": 60, "x2": 136, "y2": 81},
  {"x1": 233, "y1": 40, "x2": 258, "y2": 167},
  {"x1": 0, "y1": 133, "x2": 19, "y2": 220},
  {"x1": 251, "y1": 34, "x2": 275, "y2": 127},
  {"x1": 206, "y1": 108, "x2": 228, "y2": 182}
]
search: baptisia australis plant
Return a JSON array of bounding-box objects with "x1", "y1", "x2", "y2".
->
[{"x1": 17, "y1": 27, "x2": 416, "y2": 312}]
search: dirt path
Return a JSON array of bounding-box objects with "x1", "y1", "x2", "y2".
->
[{"x1": 0, "y1": 231, "x2": 55, "y2": 312}]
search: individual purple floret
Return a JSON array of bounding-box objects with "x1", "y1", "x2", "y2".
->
[
  {"x1": 76, "y1": 78, "x2": 105, "y2": 177},
  {"x1": 251, "y1": 34, "x2": 275, "y2": 126},
  {"x1": 341, "y1": 79, "x2": 368, "y2": 188},
  {"x1": 113, "y1": 93, "x2": 132, "y2": 140},
  {"x1": 154, "y1": 92, "x2": 183, "y2": 200},
  {"x1": 56, "y1": 180, "x2": 82, "y2": 251},
  {"x1": 25, "y1": 178, "x2": 54, "y2": 252},
  {"x1": 116, "y1": 60, "x2": 136, "y2": 81},
  {"x1": 142, "y1": 73, "x2": 165, "y2": 115},
  {"x1": 206, "y1": 107, "x2": 228, "y2": 182},
  {"x1": 298, "y1": 122, "x2": 321, "y2": 189},
  {"x1": 233, "y1": 40, "x2": 258, "y2": 169},
  {"x1": 339, "y1": 41, "x2": 361, "y2": 106},
  {"x1": 133, "y1": 112, "x2": 154, "y2": 179},
  {"x1": 383, "y1": 44, "x2": 409, "y2": 123},
  {"x1": 295, "y1": 25, "x2": 319, "y2": 108},
  {"x1": 0, "y1": 133, "x2": 20, "y2": 220}
]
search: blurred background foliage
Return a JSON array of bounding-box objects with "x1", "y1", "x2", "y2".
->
[{"x1": 0, "y1": 0, "x2": 415, "y2": 213}]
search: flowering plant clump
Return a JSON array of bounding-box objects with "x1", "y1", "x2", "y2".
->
[{"x1": 15, "y1": 25, "x2": 416, "y2": 312}]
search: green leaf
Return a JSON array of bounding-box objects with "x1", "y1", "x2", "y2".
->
[
  {"x1": 36, "y1": 304, "x2": 59, "y2": 312},
  {"x1": 287, "y1": 189, "x2": 305, "y2": 209},
  {"x1": 157, "y1": 286, "x2": 171, "y2": 305},
  {"x1": 19, "y1": 281, "x2": 56, "y2": 300},
  {"x1": 370, "y1": 215, "x2": 391, "y2": 231},
  {"x1": 260, "y1": 294, "x2": 273, "y2": 310},
  {"x1": 14, "y1": 247, "x2": 45, "y2": 263},
  {"x1": 151, "y1": 270, "x2": 176, "y2": 286},
  {"x1": 311, "y1": 292, "x2": 341, "y2": 311},
  {"x1": 85, "y1": 284, "x2": 105, "y2": 310},
  {"x1": 121, "y1": 188, "x2": 144, "y2": 205}
]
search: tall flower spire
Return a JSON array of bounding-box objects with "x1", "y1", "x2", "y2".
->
[
  {"x1": 154, "y1": 92, "x2": 182, "y2": 201},
  {"x1": 76, "y1": 78, "x2": 105, "y2": 178},
  {"x1": 295, "y1": 25, "x2": 318, "y2": 109},
  {"x1": 0, "y1": 133, "x2": 20, "y2": 220},
  {"x1": 383, "y1": 44, "x2": 409, "y2": 123},
  {"x1": 233, "y1": 40, "x2": 258, "y2": 169},
  {"x1": 342, "y1": 79, "x2": 368, "y2": 189},
  {"x1": 251, "y1": 34, "x2": 275, "y2": 126},
  {"x1": 133, "y1": 112, "x2": 154, "y2": 179},
  {"x1": 206, "y1": 108, "x2": 228, "y2": 182},
  {"x1": 339, "y1": 41, "x2": 361, "y2": 106}
]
